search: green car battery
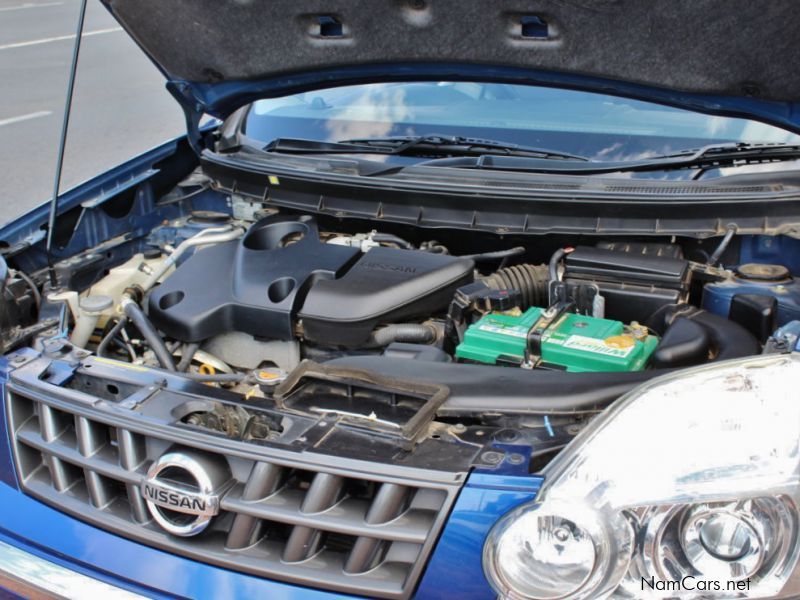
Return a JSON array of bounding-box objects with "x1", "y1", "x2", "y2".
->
[{"x1": 455, "y1": 307, "x2": 658, "y2": 372}]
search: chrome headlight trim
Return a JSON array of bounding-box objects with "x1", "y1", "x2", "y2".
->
[{"x1": 484, "y1": 354, "x2": 800, "y2": 599}]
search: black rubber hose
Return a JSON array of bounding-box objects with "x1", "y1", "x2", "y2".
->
[
  {"x1": 459, "y1": 247, "x2": 526, "y2": 262},
  {"x1": 179, "y1": 372, "x2": 246, "y2": 383},
  {"x1": 176, "y1": 342, "x2": 200, "y2": 372},
  {"x1": 366, "y1": 323, "x2": 436, "y2": 347},
  {"x1": 142, "y1": 365, "x2": 247, "y2": 383},
  {"x1": 482, "y1": 263, "x2": 549, "y2": 309},
  {"x1": 96, "y1": 316, "x2": 128, "y2": 358},
  {"x1": 708, "y1": 224, "x2": 737, "y2": 266},
  {"x1": 662, "y1": 306, "x2": 760, "y2": 362},
  {"x1": 372, "y1": 233, "x2": 413, "y2": 249},
  {"x1": 328, "y1": 355, "x2": 661, "y2": 415},
  {"x1": 122, "y1": 300, "x2": 177, "y2": 371},
  {"x1": 548, "y1": 248, "x2": 569, "y2": 283},
  {"x1": 687, "y1": 311, "x2": 761, "y2": 361}
]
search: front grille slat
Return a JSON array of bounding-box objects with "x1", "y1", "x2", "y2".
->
[
  {"x1": 83, "y1": 471, "x2": 111, "y2": 508},
  {"x1": 282, "y1": 472, "x2": 345, "y2": 562},
  {"x1": 75, "y1": 416, "x2": 106, "y2": 457},
  {"x1": 116, "y1": 428, "x2": 149, "y2": 523},
  {"x1": 222, "y1": 491, "x2": 432, "y2": 543},
  {"x1": 38, "y1": 403, "x2": 68, "y2": 442},
  {"x1": 6, "y1": 387, "x2": 458, "y2": 599},
  {"x1": 126, "y1": 481, "x2": 150, "y2": 524},
  {"x1": 15, "y1": 427, "x2": 139, "y2": 484},
  {"x1": 345, "y1": 483, "x2": 411, "y2": 574},
  {"x1": 75, "y1": 416, "x2": 114, "y2": 508},
  {"x1": 117, "y1": 429, "x2": 145, "y2": 471},
  {"x1": 226, "y1": 461, "x2": 284, "y2": 550},
  {"x1": 42, "y1": 454, "x2": 74, "y2": 492}
]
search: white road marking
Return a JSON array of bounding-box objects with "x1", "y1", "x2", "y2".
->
[
  {"x1": 0, "y1": 110, "x2": 52, "y2": 127},
  {"x1": 0, "y1": 2, "x2": 63, "y2": 12},
  {"x1": 0, "y1": 27, "x2": 122, "y2": 51}
]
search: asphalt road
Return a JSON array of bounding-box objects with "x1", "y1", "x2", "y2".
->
[{"x1": 0, "y1": 0, "x2": 184, "y2": 225}]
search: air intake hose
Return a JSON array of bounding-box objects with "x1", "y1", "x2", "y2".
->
[
  {"x1": 366, "y1": 323, "x2": 437, "y2": 348},
  {"x1": 653, "y1": 305, "x2": 761, "y2": 366},
  {"x1": 481, "y1": 263, "x2": 549, "y2": 309}
]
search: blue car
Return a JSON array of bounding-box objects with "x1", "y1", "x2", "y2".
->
[{"x1": 3, "y1": 1, "x2": 800, "y2": 598}]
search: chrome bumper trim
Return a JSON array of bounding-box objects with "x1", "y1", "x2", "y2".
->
[{"x1": 0, "y1": 539, "x2": 143, "y2": 599}]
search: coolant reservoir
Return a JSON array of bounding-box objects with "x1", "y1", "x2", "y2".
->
[{"x1": 81, "y1": 252, "x2": 170, "y2": 326}]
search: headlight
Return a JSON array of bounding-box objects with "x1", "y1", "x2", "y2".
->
[{"x1": 484, "y1": 354, "x2": 800, "y2": 599}]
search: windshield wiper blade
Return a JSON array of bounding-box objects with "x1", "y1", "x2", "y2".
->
[
  {"x1": 577, "y1": 142, "x2": 800, "y2": 174},
  {"x1": 265, "y1": 135, "x2": 590, "y2": 161},
  {"x1": 411, "y1": 142, "x2": 800, "y2": 175},
  {"x1": 647, "y1": 142, "x2": 800, "y2": 162},
  {"x1": 342, "y1": 134, "x2": 590, "y2": 160}
]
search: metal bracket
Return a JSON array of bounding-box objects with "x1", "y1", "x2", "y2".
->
[{"x1": 523, "y1": 299, "x2": 574, "y2": 368}]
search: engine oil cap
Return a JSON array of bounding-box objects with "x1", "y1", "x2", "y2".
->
[{"x1": 735, "y1": 263, "x2": 790, "y2": 282}]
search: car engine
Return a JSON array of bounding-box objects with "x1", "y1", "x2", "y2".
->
[
  {"x1": 4, "y1": 185, "x2": 799, "y2": 456},
  {"x1": 55, "y1": 206, "x2": 792, "y2": 381}
]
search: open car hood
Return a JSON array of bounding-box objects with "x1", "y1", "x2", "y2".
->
[{"x1": 103, "y1": 0, "x2": 800, "y2": 133}]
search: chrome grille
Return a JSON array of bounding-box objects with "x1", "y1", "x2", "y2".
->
[{"x1": 6, "y1": 384, "x2": 458, "y2": 598}]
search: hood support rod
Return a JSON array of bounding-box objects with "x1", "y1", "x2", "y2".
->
[{"x1": 45, "y1": 0, "x2": 88, "y2": 287}]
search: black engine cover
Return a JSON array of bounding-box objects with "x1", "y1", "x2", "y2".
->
[
  {"x1": 300, "y1": 247, "x2": 473, "y2": 346},
  {"x1": 148, "y1": 216, "x2": 474, "y2": 345},
  {"x1": 148, "y1": 216, "x2": 360, "y2": 341}
]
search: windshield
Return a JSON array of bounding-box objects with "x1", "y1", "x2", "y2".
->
[{"x1": 243, "y1": 82, "x2": 800, "y2": 167}]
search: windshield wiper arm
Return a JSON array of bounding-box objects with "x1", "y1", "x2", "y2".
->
[{"x1": 265, "y1": 135, "x2": 590, "y2": 161}]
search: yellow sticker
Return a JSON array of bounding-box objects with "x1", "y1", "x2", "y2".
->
[
  {"x1": 268, "y1": 175, "x2": 280, "y2": 185},
  {"x1": 604, "y1": 334, "x2": 635, "y2": 349}
]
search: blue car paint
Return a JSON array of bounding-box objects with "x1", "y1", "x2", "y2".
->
[
  {"x1": 702, "y1": 274, "x2": 800, "y2": 326},
  {"x1": 415, "y1": 473, "x2": 541, "y2": 599},
  {"x1": 739, "y1": 235, "x2": 800, "y2": 275},
  {"x1": 0, "y1": 139, "x2": 180, "y2": 269},
  {"x1": 700, "y1": 234, "x2": 800, "y2": 324},
  {"x1": 165, "y1": 62, "x2": 800, "y2": 135}
]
